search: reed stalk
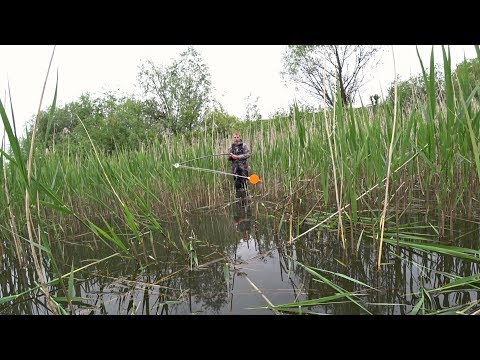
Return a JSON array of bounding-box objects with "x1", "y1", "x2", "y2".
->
[{"x1": 378, "y1": 47, "x2": 399, "y2": 269}]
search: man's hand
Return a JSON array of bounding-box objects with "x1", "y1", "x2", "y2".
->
[{"x1": 230, "y1": 153, "x2": 238, "y2": 160}]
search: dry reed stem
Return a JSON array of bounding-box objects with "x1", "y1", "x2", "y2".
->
[
  {"x1": 25, "y1": 46, "x2": 58, "y2": 314},
  {"x1": 244, "y1": 274, "x2": 280, "y2": 315},
  {"x1": 378, "y1": 46, "x2": 398, "y2": 269}
]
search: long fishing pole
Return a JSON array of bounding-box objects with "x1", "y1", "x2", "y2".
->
[
  {"x1": 174, "y1": 163, "x2": 250, "y2": 179},
  {"x1": 173, "y1": 154, "x2": 262, "y2": 184},
  {"x1": 176, "y1": 153, "x2": 229, "y2": 165}
]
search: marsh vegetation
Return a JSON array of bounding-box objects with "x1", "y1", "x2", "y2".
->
[{"x1": 1, "y1": 46, "x2": 479, "y2": 314}]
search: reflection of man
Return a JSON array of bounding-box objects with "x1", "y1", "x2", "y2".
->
[{"x1": 234, "y1": 202, "x2": 252, "y2": 241}]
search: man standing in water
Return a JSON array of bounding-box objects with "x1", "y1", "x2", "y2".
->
[{"x1": 228, "y1": 132, "x2": 251, "y2": 198}]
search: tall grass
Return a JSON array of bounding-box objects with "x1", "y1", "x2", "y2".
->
[{"x1": 2, "y1": 89, "x2": 478, "y2": 218}]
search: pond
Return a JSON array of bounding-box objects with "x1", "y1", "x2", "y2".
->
[{"x1": 1, "y1": 199, "x2": 479, "y2": 315}]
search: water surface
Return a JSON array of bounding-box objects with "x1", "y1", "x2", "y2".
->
[{"x1": 1, "y1": 200, "x2": 479, "y2": 315}]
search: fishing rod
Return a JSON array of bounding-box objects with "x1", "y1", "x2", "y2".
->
[
  {"x1": 173, "y1": 154, "x2": 262, "y2": 185},
  {"x1": 176, "y1": 153, "x2": 230, "y2": 166}
]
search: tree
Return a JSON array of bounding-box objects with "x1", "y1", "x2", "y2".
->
[
  {"x1": 28, "y1": 93, "x2": 165, "y2": 155},
  {"x1": 385, "y1": 65, "x2": 444, "y2": 111},
  {"x1": 32, "y1": 93, "x2": 105, "y2": 153},
  {"x1": 282, "y1": 45, "x2": 382, "y2": 107},
  {"x1": 244, "y1": 93, "x2": 261, "y2": 121},
  {"x1": 203, "y1": 102, "x2": 239, "y2": 138},
  {"x1": 453, "y1": 57, "x2": 480, "y2": 101},
  {"x1": 384, "y1": 57, "x2": 479, "y2": 112},
  {"x1": 137, "y1": 46, "x2": 212, "y2": 135}
]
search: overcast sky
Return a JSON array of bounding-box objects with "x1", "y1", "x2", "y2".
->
[{"x1": 0, "y1": 45, "x2": 477, "y2": 138}]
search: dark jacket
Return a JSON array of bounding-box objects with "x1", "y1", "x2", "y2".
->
[{"x1": 228, "y1": 141, "x2": 251, "y2": 173}]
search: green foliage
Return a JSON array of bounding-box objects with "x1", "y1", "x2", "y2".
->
[
  {"x1": 203, "y1": 106, "x2": 240, "y2": 138},
  {"x1": 385, "y1": 66, "x2": 444, "y2": 111},
  {"x1": 453, "y1": 57, "x2": 480, "y2": 101},
  {"x1": 137, "y1": 46, "x2": 212, "y2": 135},
  {"x1": 100, "y1": 97, "x2": 164, "y2": 153},
  {"x1": 33, "y1": 93, "x2": 105, "y2": 151},
  {"x1": 385, "y1": 55, "x2": 480, "y2": 112},
  {"x1": 24, "y1": 93, "x2": 165, "y2": 156}
]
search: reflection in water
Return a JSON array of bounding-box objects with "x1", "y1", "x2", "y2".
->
[
  {"x1": 227, "y1": 199, "x2": 290, "y2": 313},
  {"x1": 234, "y1": 199, "x2": 253, "y2": 241},
  {"x1": 1, "y1": 207, "x2": 479, "y2": 315},
  {"x1": 232, "y1": 199, "x2": 255, "y2": 259}
]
